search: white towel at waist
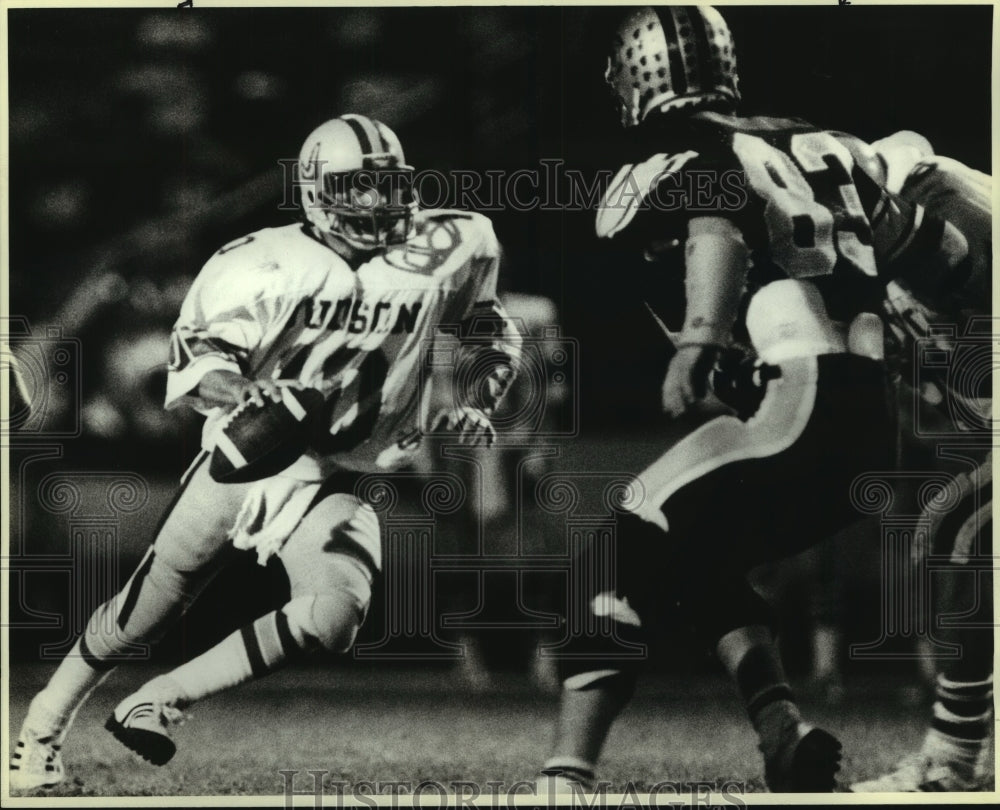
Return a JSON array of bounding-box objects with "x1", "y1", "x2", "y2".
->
[{"x1": 228, "y1": 475, "x2": 322, "y2": 566}]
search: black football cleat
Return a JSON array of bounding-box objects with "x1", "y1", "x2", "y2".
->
[{"x1": 765, "y1": 724, "x2": 842, "y2": 792}]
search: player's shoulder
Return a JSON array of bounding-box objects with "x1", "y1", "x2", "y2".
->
[
  {"x1": 194, "y1": 224, "x2": 349, "y2": 306},
  {"x1": 413, "y1": 208, "x2": 499, "y2": 257},
  {"x1": 203, "y1": 224, "x2": 322, "y2": 269},
  {"x1": 202, "y1": 224, "x2": 341, "y2": 280},
  {"x1": 596, "y1": 115, "x2": 758, "y2": 241}
]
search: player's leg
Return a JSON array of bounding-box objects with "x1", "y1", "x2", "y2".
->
[
  {"x1": 853, "y1": 455, "x2": 993, "y2": 792},
  {"x1": 541, "y1": 369, "x2": 819, "y2": 792},
  {"x1": 105, "y1": 482, "x2": 379, "y2": 764},
  {"x1": 539, "y1": 511, "x2": 660, "y2": 792},
  {"x1": 11, "y1": 456, "x2": 244, "y2": 788},
  {"x1": 643, "y1": 355, "x2": 889, "y2": 790}
]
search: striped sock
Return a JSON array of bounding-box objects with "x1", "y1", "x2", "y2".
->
[
  {"x1": 931, "y1": 674, "x2": 993, "y2": 742},
  {"x1": 732, "y1": 646, "x2": 800, "y2": 761},
  {"x1": 168, "y1": 609, "x2": 306, "y2": 705}
]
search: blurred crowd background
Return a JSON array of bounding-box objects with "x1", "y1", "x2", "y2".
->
[{"x1": 7, "y1": 6, "x2": 991, "y2": 690}]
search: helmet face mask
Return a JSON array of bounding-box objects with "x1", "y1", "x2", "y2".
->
[
  {"x1": 319, "y1": 167, "x2": 417, "y2": 250},
  {"x1": 297, "y1": 115, "x2": 417, "y2": 252},
  {"x1": 605, "y1": 6, "x2": 741, "y2": 128}
]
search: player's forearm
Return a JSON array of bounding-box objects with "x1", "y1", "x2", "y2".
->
[
  {"x1": 456, "y1": 300, "x2": 523, "y2": 414},
  {"x1": 885, "y1": 213, "x2": 971, "y2": 304},
  {"x1": 197, "y1": 369, "x2": 253, "y2": 408},
  {"x1": 678, "y1": 217, "x2": 749, "y2": 347}
]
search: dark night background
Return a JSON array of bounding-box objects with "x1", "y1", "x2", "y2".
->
[{"x1": 6, "y1": 6, "x2": 992, "y2": 675}]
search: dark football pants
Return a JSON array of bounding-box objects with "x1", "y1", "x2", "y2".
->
[
  {"x1": 79, "y1": 455, "x2": 379, "y2": 667},
  {"x1": 559, "y1": 353, "x2": 894, "y2": 683}
]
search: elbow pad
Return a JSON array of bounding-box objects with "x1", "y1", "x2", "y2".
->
[{"x1": 679, "y1": 217, "x2": 749, "y2": 347}]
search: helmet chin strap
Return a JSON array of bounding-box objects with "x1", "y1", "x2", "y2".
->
[{"x1": 624, "y1": 88, "x2": 641, "y2": 128}]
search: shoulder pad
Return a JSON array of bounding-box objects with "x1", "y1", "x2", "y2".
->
[
  {"x1": 596, "y1": 151, "x2": 698, "y2": 239},
  {"x1": 420, "y1": 209, "x2": 475, "y2": 223},
  {"x1": 417, "y1": 209, "x2": 498, "y2": 256}
]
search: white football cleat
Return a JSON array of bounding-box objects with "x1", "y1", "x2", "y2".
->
[
  {"x1": 851, "y1": 753, "x2": 984, "y2": 792},
  {"x1": 537, "y1": 759, "x2": 596, "y2": 797},
  {"x1": 106, "y1": 680, "x2": 187, "y2": 766},
  {"x1": 10, "y1": 693, "x2": 72, "y2": 791},
  {"x1": 535, "y1": 773, "x2": 592, "y2": 799},
  {"x1": 9, "y1": 733, "x2": 64, "y2": 791}
]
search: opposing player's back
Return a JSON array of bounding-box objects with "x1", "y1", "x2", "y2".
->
[{"x1": 601, "y1": 109, "x2": 967, "y2": 330}]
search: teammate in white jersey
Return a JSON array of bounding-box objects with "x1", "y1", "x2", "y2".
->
[
  {"x1": 851, "y1": 133, "x2": 993, "y2": 792},
  {"x1": 10, "y1": 114, "x2": 521, "y2": 789}
]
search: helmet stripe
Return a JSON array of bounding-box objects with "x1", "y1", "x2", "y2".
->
[
  {"x1": 677, "y1": 7, "x2": 714, "y2": 88},
  {"x1": 372, "y1": 122, "x2": 391, "y2": 153},
  {"x1": 341, "y1": 115, "x2": 375, "y2": 155},
  {"x1": 654, "y1": 7, "x2": 688, "y2": 96},
  {"x1": 682, "y1": 7, "x2": 714, "y2": 91},
  {"x1": 356, "y1": 115, "x2": 385, "y2": 152}
]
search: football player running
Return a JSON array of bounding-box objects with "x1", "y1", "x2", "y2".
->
[
  {"x1": 10, "y1": 114, "x2": 521, "y2": 790},
  {"x1": 540, "y1": 7, "x2": 972, "y2": 793},
  {"x1": 851, "y1": 132, "x2": 992, "y2": 792}
]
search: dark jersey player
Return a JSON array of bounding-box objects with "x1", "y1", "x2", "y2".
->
[{"x1": 540, "y1": 6, "x2": 972, "y2": 794}]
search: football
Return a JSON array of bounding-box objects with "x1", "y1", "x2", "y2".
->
[{"x1": 208, "y1": 387, "x2": 326, "y2": 484}]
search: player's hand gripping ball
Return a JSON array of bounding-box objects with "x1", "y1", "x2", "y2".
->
[{"x1": 209, "y1": 386, "x2": 326, "y2": 483}]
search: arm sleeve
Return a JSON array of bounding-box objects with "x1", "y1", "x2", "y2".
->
[
  {"x1": 677, "y1": 216, "x2": 750, "y2": 348},
  {"x1": 870, "y1": 190, "x2": 971, "y2": 303},
  {"x1": 455, "y1": 218, "x2": 523, "y2": 415},
  {"x1": 165, "y1": 249, "x2": 290, "y2": 413}
]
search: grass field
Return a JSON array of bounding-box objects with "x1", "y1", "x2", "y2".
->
[{"x1": 6, "y1": 662, "x2": 962, "y2": 799}]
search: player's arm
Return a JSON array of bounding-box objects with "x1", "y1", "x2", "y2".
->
[
  {"x1": 457, "y1": 295, "x2": 522, "y2": 417},
  {"x1": 894, "y1": 156, "x2": 991, "y2": 314},
  {"x1": 872, "y1": 194, "x2": 970, "y2": 305},
  {"x1": 461, "y1": 238, "x2": 523, "y2": 411},
  {"x1": 435, "y1": 219, "x2": 523, "y2": 445},
  {"x1": 661, "y1": 215, "x2": 749, "y2": 417},
  {"x1": 166, "y1": 247, "x2": 294, "y2": 414},
  {"x1": 196, "y1": 369, "x2": 294, "y2": 409},
  {"x1": 851, "y1": 139, "x2": 972, "y2": 307}
]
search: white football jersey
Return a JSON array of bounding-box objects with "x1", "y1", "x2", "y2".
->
[
  {"x1": 899, "y1": 156, "x2": 992, "y2": 283},
  {"x1": 167, "y1": 211, "x2": 517, "y2": 477}
]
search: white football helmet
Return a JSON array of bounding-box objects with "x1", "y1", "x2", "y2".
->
[{"x1": 297, "y1": 114, "x2": 417, "y2": 250}]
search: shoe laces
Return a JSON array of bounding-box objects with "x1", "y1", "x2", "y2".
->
[{"x1": 161, "y1": 703, "x2": 189, "y2": 727}]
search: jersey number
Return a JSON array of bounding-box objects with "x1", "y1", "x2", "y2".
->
[
  {"x1": 732, "y1": 132, "x2": 877, "y2": 278},
  {"x1": 321, "y1": 348, "x2": 388, "y2": 454},
  {"x1": 281, "y1": 347, "x2": 389, "y2": 454}
]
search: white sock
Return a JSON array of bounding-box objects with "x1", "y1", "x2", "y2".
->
[{"x1": 27, "y1": 640, "x2": 112, "y2": 740}]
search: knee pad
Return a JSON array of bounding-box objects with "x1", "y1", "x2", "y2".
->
[
  {"x1": 560, "y1": 666, "x2": 639, "y2": 701},
  {"x1": 283, "y1": 592, "x2": 364, "y2": 654},
  {"x1": 554, "y1": 586, "x2": 648, "y2": 687}
]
